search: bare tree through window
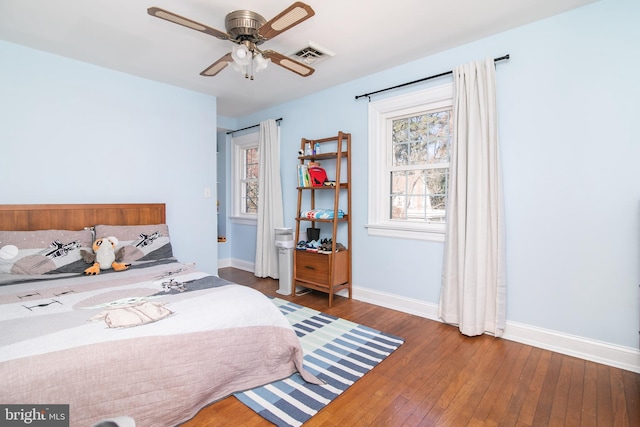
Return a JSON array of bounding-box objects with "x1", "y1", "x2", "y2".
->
[
  {"x1": 243, "y1": 147, "x2": 259, "y2": 214},
  {"x1": 390, "y1": 110, "x2": 451, "y2": 223}
]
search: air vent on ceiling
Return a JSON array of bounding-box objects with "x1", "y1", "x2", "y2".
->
[{"x1": 289, "y1": 41, "x2": 335, "y2": 65}]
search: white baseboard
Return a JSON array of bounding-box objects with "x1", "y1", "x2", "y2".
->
[
  {"x1": 352, "y1": 286, "x2": 440, "y2": 320},
  {"x1": 220, "y1": 258, "x2": 254, "y2": 273},
  {"x1": 217, "y1": 258, "x2": 232, "y2": 269},
  {"x1": 501, "y1": 322, "x2": 640, "y2": 374},
  {"x1": 352, "y1": 285, "x2": 640, "y2": 374}
]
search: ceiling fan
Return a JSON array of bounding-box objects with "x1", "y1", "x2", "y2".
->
[{"x1": 147, "y1": 2, "x2": 316, "y2": 80}]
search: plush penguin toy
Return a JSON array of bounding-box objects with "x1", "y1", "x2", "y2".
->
[{"x1": 81, "y1": 236, "x2": 130, "y2": 275}]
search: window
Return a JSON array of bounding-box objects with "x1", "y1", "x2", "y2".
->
[
  {"x1": 231, "y1": 131, "x2": 259, "y2": 224},
  {"x1": 367, "y1": 83, "x2": 453, "y2": 242}
]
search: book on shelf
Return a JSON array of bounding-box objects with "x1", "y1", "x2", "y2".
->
[{"x1": 297, "y1": 164, "x2": 310, "y2": 187}]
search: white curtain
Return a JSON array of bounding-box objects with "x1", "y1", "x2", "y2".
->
[
  {"x1": 439, "y1": 58, "x2": 507, "y2": 337},
  {"x1": 254, "y1": 119, "x2": 284, "y2": 278}
]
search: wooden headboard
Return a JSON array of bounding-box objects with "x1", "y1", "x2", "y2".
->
[{"x1": 0, "y1": 204, "x2": 166, "y2": 231}]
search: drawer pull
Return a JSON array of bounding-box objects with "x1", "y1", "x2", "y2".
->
[{"x1": 304, "y1": 265, "x2": 316, "y2": 270}]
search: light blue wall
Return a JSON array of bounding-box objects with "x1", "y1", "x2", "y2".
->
[
  {"x1": 230, "y1": 0, "x2": 640, "y2": 348},
  {"x1": 216, "y1": 130, "x2": 230, "y2": 261},
  {"x1": 213, "y1": 125, "x2": 259, "y2": 266},
  {"x1": 0, "y1": 41, "x2": 219, "y2": 274}
]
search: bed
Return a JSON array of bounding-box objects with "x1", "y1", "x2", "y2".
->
[{"x1": 0, "y1": 203, "x2": 320, "y2": 426}]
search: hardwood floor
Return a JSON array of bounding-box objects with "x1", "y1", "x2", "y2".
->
[{"x1": 183, "y1": 268, "x2": 640, "y2": 427}]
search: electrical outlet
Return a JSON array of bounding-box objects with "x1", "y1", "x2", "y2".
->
[{"x1": 204, "y1": 187, "x2": 211, "y2": 198}]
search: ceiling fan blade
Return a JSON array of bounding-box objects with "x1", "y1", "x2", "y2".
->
[
  {"x1": 258, "y1": 2, "x2": 315, "y2": 40},
  {"x1": 200, "y1": 53, "x2": 233, "y2": 77},
  {"x1": 147, "y1": 7, "x2": 230, "y2": 41},
  {"x1": 263, "y1": 50, "x2": 315, "y2": 77}
]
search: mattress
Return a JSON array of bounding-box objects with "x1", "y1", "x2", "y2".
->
[{"x1": 0, "y1": 260, "x2": 320, "y2": 426}]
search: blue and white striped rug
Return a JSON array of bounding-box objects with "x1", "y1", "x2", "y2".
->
[{"x1": 234, "y1": 298, "x2": 404, "y2": 427}]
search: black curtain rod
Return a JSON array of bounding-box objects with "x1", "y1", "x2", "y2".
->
[
  {"x1": 355, "y1": 54, "x2": 510, "y2": 101},
  {"x1": 226, "y1": 117, "x2": 283, "y2": 135}
]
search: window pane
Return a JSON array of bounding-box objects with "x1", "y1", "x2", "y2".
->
[
  {"x1": 392, "y1": 119, "x2": 409, "y2": 166},
  {"x1": 390, "y1": 194, "x2": 407, "y2": 220},
  {"x1": 244, "y1": 181, "x2": 258, "y2": 214},
  {"x1": 427, "y1": 139, "x2": 450, "y2": 163},
  {"x1": 392, "y1": 110, "x2": 451, "y2": 167},
  {"x1": 428, "y1": 111, "x2": 451, "y2": 138},
  {"x1": 390, "y1": 168, "x2": 448, "y2": 222},
  {"x1": 392, "y1": 120, "x2": 408, "y2": 143},
  {"x1": 393, "y1": 142, "x2": 409, "y2": 165},
  {"x1": 428, "y1": 111, "x2": 451, "y2": 163},
  {"x1": 409, "y1": 140, "x2": 427, "y2": 164},
  {"x1": 424, "y1": 168, "x2": 448, "y2": 222},
  {"x1": 391, "y1": 169, "x2": 426, "y2": 220},
  {"x1": 239, "y1": 145, "x2": 259, "y2": 215},
  {"x1": 245, "y1": 147, "x2": 259, "y2": 180},
  {"x1": 390, "y1": 170, "x2": 409, "y2": 219},
  {"x1": 408, "y1": 116, "x2": 427, "y2": 150}
]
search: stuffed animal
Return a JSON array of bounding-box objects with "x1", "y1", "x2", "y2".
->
[{"x1": 81, "y1": 236, "x2": 130, "y2": 275}]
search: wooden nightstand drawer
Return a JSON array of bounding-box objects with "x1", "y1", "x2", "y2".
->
[
  {"x1": 296, "y1": 250, "x2": 330, "y2": 284},
  {"x1": 295, "y1": 250, "x2": 349, "y2": 286}
]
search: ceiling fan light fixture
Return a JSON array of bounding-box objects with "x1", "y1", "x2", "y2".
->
[
  {"x1": 254, "y1": 54, "x2": 271, "y2": 73},
  {"x1": 231, "y1": 45, "x2": 270, "y2": 79},
  {"x1": 231, "y1": 61, "x2": 247, "y2": 76},
  {"x1": 236, "y1": 46, "x2": 247, "y2": 59},
  {"x1": 232, "y1": 43, "x2": 251, "y2": 66}
]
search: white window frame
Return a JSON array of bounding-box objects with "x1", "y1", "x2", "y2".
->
[
  {"x1": 367, "y1": 83, "x2": 453, "y2": 242},
  {"x1": 230, "y1": 131, "x2": 259, "y2": 225}
]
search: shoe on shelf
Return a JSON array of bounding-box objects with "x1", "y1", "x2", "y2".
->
[
  {"x1": 305, "y1": 240, "x2": 319, "y2": 252},
  {"x1": 317, "y1": 241, "x2": 346, "y2": 254},
  {"x1": 317, "y1": 239, "x2": 332, "y2": 253}
]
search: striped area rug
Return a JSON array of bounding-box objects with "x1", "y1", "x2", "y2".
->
[{"x1": 234, "y1": 298, "x2": 404, "y2": 427}]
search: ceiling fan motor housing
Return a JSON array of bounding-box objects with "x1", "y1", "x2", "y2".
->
[{"x1": 225, "y1": 10, "x2": 266, "y2": 43}]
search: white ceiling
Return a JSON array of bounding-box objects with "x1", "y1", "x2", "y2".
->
[{"x1": 0, "y1": 0, "x2": 597, "y2": 118}]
